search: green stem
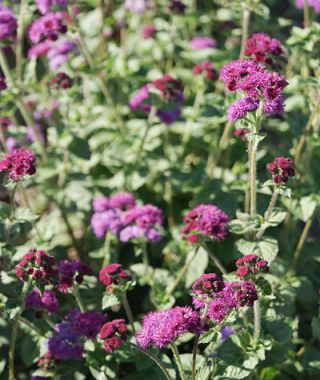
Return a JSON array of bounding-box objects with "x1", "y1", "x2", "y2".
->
[
  {"x1": 135, "y1": 105, "x2": 157, "y2": 164},
  {"x1": 10, "y1": 184, "x2": 18, "y2": 220},
  {"x1": 290, "y1": 211, "x2": 316, "y2": 273},
  {"x1": 202, "y1": 243, "x2": 227, "y2": 275},
  {"x1": 163, "y1": 125, "x2": 174, "y2": 230},
  {"x1": 142, "y1": 242, "x2": 149, "y2": 274},
  {"x1": 171, "y1": 343, "x2": 186, "y2": 380},
  {"x1": 163, "y1": 247, "x2": 199, "y2": 303},
  {"x1": 19, "y1": 185, "x2": 42, "y2": 242},
  {"x1": 192, "y1": 335, "x2": 200, "y2": 380},
  {"x1": 130, "y1": 343, "x2": 173, "y2": 380},
  {"x1": 16, "y1": 0, "x2": 27, "y2": 84},
  {"x1": 239, "y1": 5, "x2": 251, "y2": 59},
  {"x1": 102, "y1": 230, "x2": 112, "y2": 268},
  {"x1": 122, "y1": 292, "x2": 135, "y2": 335},
  {"x1": 253, "y1": 300, "x2": 261, "y2": 344},
  {"x1": 72, "y1": 287, "x2": 85, "y2": 312},
  {"x1": 256, "y1": 189, "x2": 279, "y2": 241},
  {"x1": 18, "y1": 316, "x2": 43, "y2": 336},
  {"x1": 43, "y1": 315, "x2": 56, "y2": 331},
  {"x1": 303, "y1": 0, "x2": 310, "y2": 28},
  {"x1": 249, "y1": 142, "x2": 257, "y2": 217}
]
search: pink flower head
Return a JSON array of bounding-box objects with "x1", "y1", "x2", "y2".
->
[
  {"x1": 0, "y1": 148, "x2": 36, "y2": 181},
  {"x1": 99, "y1": 263, "x2": 132, "y2": 288},
  {"x1": 50, "y1": 72, "x2": 73, "y2": 89},
  {"x1": 136, "y1": 306, "x2": 202, "y2": 349},
  {"x1": 193, "y1": 61, "x2": 217, "y2": 80},
  {"x1": 109, "y1": 192, "x2": 136, "y2": 210},
  {"x1": 295, "y1": 0, "x2": 320, "y2": 13},
  {"x1": 16, "y1": 249, "x2": 59, "y2": 285},
  {"x1": 235, "y1": 254, "x2": 269, "y2": 278},
  {"x1": 28, "y1": 12, "x2": 68, "y2": 44},
  {"x1": 245, "y1": 33, "x2": 284, "y2": 65},
  {"x1": 190, "y1": 36, "x2": 216, "y2": 50},
  {"x1": 100, "y1": 319, "x2": 127, "y2": 353},
  {"x1": 227, "y1": 97, "x2": 260, "y2": 122},
  {"x1": 0, "y1": 6, "x2": 17, "y2": 41},
  {"x1": 36, "y1": 0, "x2": 69, "y2": 15},
  {"x1": 142, "y1": 25, "x2": 157, "y2": 39},
  {"x1": 268, "y1": 156, "x2": 295, "y2": 185},
  {"x1": 182, "y1": 204, "x2": 230, "y2": 244},
  {"x1": 234, "y1": 128, "x2": 249, "y2": 141},
  {"x1": 125, "y1": 0, "x2": 154, "y2": 14}
]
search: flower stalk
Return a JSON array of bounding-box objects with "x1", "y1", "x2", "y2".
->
[
  {"x1": 171, "y1": 342, "x2": 186, "y2": 380},
  {"x1": 256, "y1": 188, "x2": 279, "y2": 241},
  {"x1": 122, "y1": 292, "x2": 135, "y2": 335},
  {"x1": 239, "y1": 4, "x2": 251, "y2": 59}
]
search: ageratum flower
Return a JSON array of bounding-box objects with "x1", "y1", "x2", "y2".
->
[
  {"x1": 190, "y1": 36, "x2": 216, "y2": 50},
  {"x1": 120, "y1": 204, "x2": 163, "y2": 243},
  {"x1": 47, "y1": 40, "x2": 76, "y2": 70},
  {"x1": 0, "y1": 148, "x2": 36, "y2": 181},
  {"x1": 142, "y1": 25, "x2": 157, "y2": 39},
  {"x1": 125, "y1": 0, "x2": 154, "y2": 14},
  {"x1": 193, "y1": 61, "x2": 217, "y2": 80},
  {"x1": 47, "y1": 336, "x2": 84, "y2": 360},
  {"x1": 129, "y1": 75, "x2": 184, "y2": 124},
  {"x1": 100, "y1": 319, "x2": 127, "y2": 353},
  {"x1": 25, "y1": 289, "x2": 59, "y2": 314},
  {"x1": 50, "y1": 72, "x2": 73, "y2": 89},
  {"x1": 0, "y1": 6, "x2": 17, "y2": 41},
  {"x1": 245, "y1": 33, "x2": 284, "y2": 64},
  {"x1": 235, "y1": 254, "x2": 269, "y2": 278},
  {"x1": 99, "y1": 264, "x2": 132, "y2": 288},
  {"x1": 268, "y1": 156, "x2": 296, "y2": 185},
  {"x1": 58, "y1": 259, "x2": 93, "y2": 292},
  {"x1": 28, "y1": 12, "x2": 68, "y2": 43},
  {"x1": 15, "y1": 249, "x2": 59, "y2": 285},
  {"x1": 220, "y1": 60, "x2": 288, "y2": 122},
  {"x1": 136, "y1": 306, "x2": 202, "y2": 349},
  {"x1": 181, "y1": 204, "x2": 230, "y2": 244},
  {"x1": 295, "y1": 0, "x2": 320, "y2": 13},
  {"x1": 169, "y1": 0, "x2": 187, "y2": 13},
  {"x1": 192, "y1": 273, "x2": 225, "y2": 309},
  {"x1": 36, "y1": 0, "x2": 69, "y2": 15}
]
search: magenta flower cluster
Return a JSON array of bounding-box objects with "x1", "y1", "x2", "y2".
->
[
  {"x1": 100, "y1": 319, "x2": 127, "y2": 353},
  {"x1": 268, "y1": 156, "x2": 296, "y2": 185},
  {"x1": 220, "y1": 60, "x2": 288, "y2": 122},
  {"x1": 25, "y1": 289, "x2": 59, "y2": 315},
  {"x1": 0, "y1": 148, "x2": 36, "y2": 181},
  {"x1": 245, "y1": 33, "x2": 284, "y2": 64},
  {"x1": 295, "y1": 0, "x2": 320, "y2": 13},
  {"x1": 190, "y1": 36, "x2": 216, "y2": 50},
  {"x1": 48, "y1": 309, "x2": 106, "y2": 360},
  {"x1": 28, "y1": 12, "x2": 68, "y2": 43},
  {"x1": 91, "y1": 192, "x2": 163, "y2": 243},
  {"x1": 99, "y1": 263, "x2": 132, "y2": 289},
  {"x1": 129, "y1": 75, "x2": 184, "y2": 124},
  {"x1": 0, "y1": 6, "x2": 17, "y2": 41},
  {"x1": 125, "y1": 0, "x2": 154, "y2": 14},
  {"x1": 136, "y1": 306, "x2": 202, "y2": 349},
  {"x1": 236, "y1": 254, "x2": 269, "y2": 278},
  {"x1": 58, "y1": 259, "x2": 93, "y2": 292},
  {"x1": 181, "y1": 204, "x2": 230, "y2": 244},
  {"x1": 193, "y1": 61, "x2": 217, "y2": 80}
]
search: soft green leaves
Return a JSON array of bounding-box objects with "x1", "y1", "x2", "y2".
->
[
  {"x1": 236, "y1": 237, "x2": 278, "y2": 262},
  {"x1": 185, "y1": 247, "x2": 208, "y2": 288},
  {"x1": 102, "y1": 292, "x2": 120, "y2": 309}
]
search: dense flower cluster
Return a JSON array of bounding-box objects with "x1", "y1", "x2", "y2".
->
[
  {"x1": 193, "y1": 61, "x2": 217, "y2": 80},
  {"x1": 15, "y1": 249, "x2": 58, "y2": 285},
  {"x1": 28, "y1": 12, "x2": 68, "y2": 43},
  {"x1": 0, "y1": 6, "x2": 17, "y2": 41},
  {"x1": 268, "y1": 156, "x2": 296, "y2": 185},
  {"x1": 190, "y1": 36, "x2": 216, "y2": 50},
  {"x1": 181, "y1": 204, "x2": 230, "y2": 244},
  {"x1": 48, "y1": 309, "x2": 106, "y2": 360},
  {"x1": 58, "y1": 260, "x2": 93, "y2": 292},
  {"x1": 245, "y1": 33, "x2": 284, "y2": 64},
  {"x1": 142, "y1": 25, "x2": 157, "y2": 39},
  {"x1": 169, "y1": 0, "x2": 187, "y2": 13},
  {"x1": 236, "y1": 254, "x2": 269, "y2": 278},
  {"x1": 36, "y1": 0, "x2": 69, "y2": 15},
  {"x1": 125, "y1": 0, "x2": 154, "y2": 14},
  {"x1": 295, "y1": 0, "x2": 320, "y2": 13},
  {"x1": 0, "y1": 148, "x2": 36, "y2": 181},
  {"x1": 99, "y1": 264, "x2": 132, "y2": 288},
  {"x1": 129, "y1": 75, "x2": 184, "y2": 124},
  {"x1": 220, "y1": 60, "x2": 288, "y2": 122},
  {"x1": 50, "y1": 72, "x2": 73, "y2": 88},
  {"x1": 100, "y1": 319, "x2": 127, "y2": 353},
  {"x1": 136, "y1": 306, "x2": 202, "y2": 349},
  {"x1": 25, "y1": 289, "x2": 59, "y2": 315}
]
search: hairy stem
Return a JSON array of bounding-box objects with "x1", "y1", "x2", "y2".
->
[
  {"x1": 303, "y1": 0, "x2": 310, "y2": 28},
  {"x1": 16, "y1": 0, "x2": 27, "y2": 84},
  {"x1": 102, "y1": 230, "x2": 112, "y2": 268},
  {"x1": 171, "y1": 343, "x2": 186, "y2": 380},
  {"x1": 249, "y1": 142, "x2": 257, "y2": 217},
  {"x1": 72, "y1": 287, "x2": 85, "y2": 312},
  {"x1": 192, "y1": 335, "x2": 200, "y2": 380},
  {"x1": 256, "y1": 189, "x2": 279, "y2": 241},
  {"x1": 239, "y1": 5, "x2": 251, "y2": 59},
  {"x1": 122, "y1": 292, "x2": 135, "y2": 335},
  {"x1": 253, "y1": 300, "x2": 261, "y2": 344},
  {"x1": 130, "y1": 343, "x2": 173, "y2": 380},
  {"x1": 163, "y1": 247, "x2": 199, "y2": 303}
]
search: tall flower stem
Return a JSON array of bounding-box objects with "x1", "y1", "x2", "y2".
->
[
  {"x1": 16, "y1": 0, "x2": 27, "y2": 84},
  {"x1": 135, "y1": 106, "x2": 157, "y2": 165},
  {"x1": 130, "y1": 343, "x2": 173, "y2": 380},
  {"x1": 10, "y1": 184, "x2": 18, "y2": 220},
  {"x1": 249, "y1": 142, "x2": 257, "y2": 217},
  {"x1": 294, "y1": 94, "x2": 320, "y2": 166},
  {"x1": 170, "y1": 343, "x2": 186, "y2": 380},
  {"x1": 142, "y1": 242, "x2": 149, "y2": 274},
  {"x1": 72, "y1": 287, "x2": 85, "y2": 312},
  {"x1": 102, "y1": 231, "x2": 112, "y2": 268},
  {"x1": 303, "y1": 0, "x2": 310, "y2": 28},
  {"x1": 163, "y1": 125, "x2": 175, "y2": 230},
  {"x1": 163, "y1": 247, "x2": 200, "y2": 303},
  {"x1": 253, "y1": 300, "x2": 261, "y2": 344},
  {"x1": 192, "y1": 335, "x2": 200, "y2": 380},
  {"x1": 0, "y1": 49, "x2": 47, "y2": 162},
  {"x1": 290, "y1": 210, "x2": 316, "y2": 273},
  {"x1": 256, "y1": 188, "x2": 279, "y2": 241},
  {"x1": 9, "y1": 280, "x2": 31, "y2": 380},
  {"x1": 202, "y1": 243, "x2": 227, "y2": 275},
  {"x1": 239, "y1": 4, "x2": 251, "y2": 59},
  {"x1": 122, "y1": 292, "x2": 135, "y2": 335}
]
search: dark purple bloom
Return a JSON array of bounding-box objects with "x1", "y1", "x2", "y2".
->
[
  {"x1": 193, "y1": 61, "x2": 217, "y2": 80},
  {"x1": 25, "y1": 289, "x2": 59, "y2": 314},
  {"x1": 58, "y1": 259, "x2": 93, "y2": 292},
  {"x1": 169, "y1": 0, "x2": 187, "y2": 13},
  {"x1": 0, "y1": 6, "x2": 17, "y2": 41},
  {"x1": 36, "y1": 0, "x2": 69, "y2": 15},
  {"x1": 28, "y1": 12, "x2": 68, "y2": 44},
  {"x1": 268, "y1": 157, "x2": 295, "y2": 185},
  {"x1": 25, "y1": 289, "x2": 42, "y2": 309},
  {"x1": 0, "y1": 76, "x2": 7, "y2": 91},
  {"x1": 47, "y1": 336, "x2": 83, "y2": 360},
  {"x1": 245, "y1": 33, "x2": 284, "y2": 64},
  {"x1": 136, "y1": 306, "x2": 202, "y2": 349},
  {"x1": 221, "y1": 326, "x2": 234, "y2": 343}
]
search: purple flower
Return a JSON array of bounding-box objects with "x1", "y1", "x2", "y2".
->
[
  {"x1": 91, "y1": 208, "x2": 123, "y2": 238},
  {"x1": 100, "y1": 319, "x2": 127, "y2": 353},
  {"x1": 0, "y1": 76, "x2": 7, "y2": 91},
  {"x1": 169, "y1": 0, "x2": 187, "y2": 13},
  {"x1": 93, "y1": 196, "x2": 110, "y2": 212},
  {"x1": 136, "y1": 306, "x2": 202, "y2": 349},
  {"x1": 0, "y1": 148, "x2": 36, "y2": 181},
  {"x1": 28, "y1": 12, "x2": 68, "y2": 44},
  {"x1": 47, "y1": 40, "x2": 76, "y2": 70},
  {"x1": 125, "y1": 0, "x2": 154, "y2": 14},
  {"x1": 6, "y1": 137, "x2": 20, "y2": 153},
  {"x1": 245, "y1": 33, "x2": 284, "y2": 64},
  {"x1": 25, "y1": 289, "x2": 59, "y2": 314},
  {"x1": 227, "y1": 97, "x2": 260, "y2": 122},
  {"x1": 190, "y1": 37, "x2": 216, "y2": 50},
  {"x1": 120, "y1": 204, "x2": 163, "y2": 243},
  {"x1": 208, "y1": 298, "x2": 230, "y2": 323},
  {"x1": 36, "y1": 0, "x2": 69, "y2": 14},
  {"x1": 58, "y1": 259, "x2": 93, "y2": 292},
  {"x1": 182, "y1": 204, "x2": 230, "y2": 244},
  {"x1": 28, "y1": 41, "x2": 53, "y2": 58},
  {"x1": 295, "y1": 0, "x2": 320, "y2": 13},
  {"x1": 47, "y1": 336, "x2": 83, "y2": 360},
  {"x1": 109, "y1": 192, "x2": 136, "y2": 210},
  {"x1": 0, "y1": 6, "x2": 17, "y2": 41},
  {"x1": 142, "y1": 25, "x2": 157, "y2": 39},
  {"x1": 25, "y1": 289, "x2": 42, "y2": 309},
  {"x1": 221, "y1": 326, "x2": 234, "y2": 343}
]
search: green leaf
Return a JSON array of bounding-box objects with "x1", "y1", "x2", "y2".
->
[
  {"x1": 267, "y1": 208, "x2": 287, "y2": 227},
  {"x1": 199, "y1": 328, "x2": 221, "y2": 344},
  {"x1": 14, "y1": 208, "x2": 39, "y2": 222},
  {"x1": 69, "y1": 137, "x2": 91, "y2": 160},
  {"x1": 300, "y1": 196, "x2": 317, "y2": 222},
  {"x1": 0, "y1": 202, "x2": 11, "y2": 219},
  {"x1": 312, "y1": 317, "x2": 320, "y2": 340},
  {"x1": 236, "y1": 237, "x2": 278, "y2": 263},
  {"x1": 260, "y1": 367, "x2": 279, "y2": 380},
  {"x1": 185, "y1": 247, "x2": 208, "y2": 288},
  {"x1": 102, "y1": 293, "x2": 120, "y2": 309}
]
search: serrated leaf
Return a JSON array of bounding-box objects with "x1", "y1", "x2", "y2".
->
[
  {"x1": 14, "y1": 208, "x2": 39, "y2": 222},
  {"x1": 267, "y1": 208, "x2": 287, "y2": 227},
  {"x1": 300, "y1": 196, "x2": 317, "y2": 222},
  {"x1": 102, "y1": 293, "x2": 120, "y2": 309}
]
